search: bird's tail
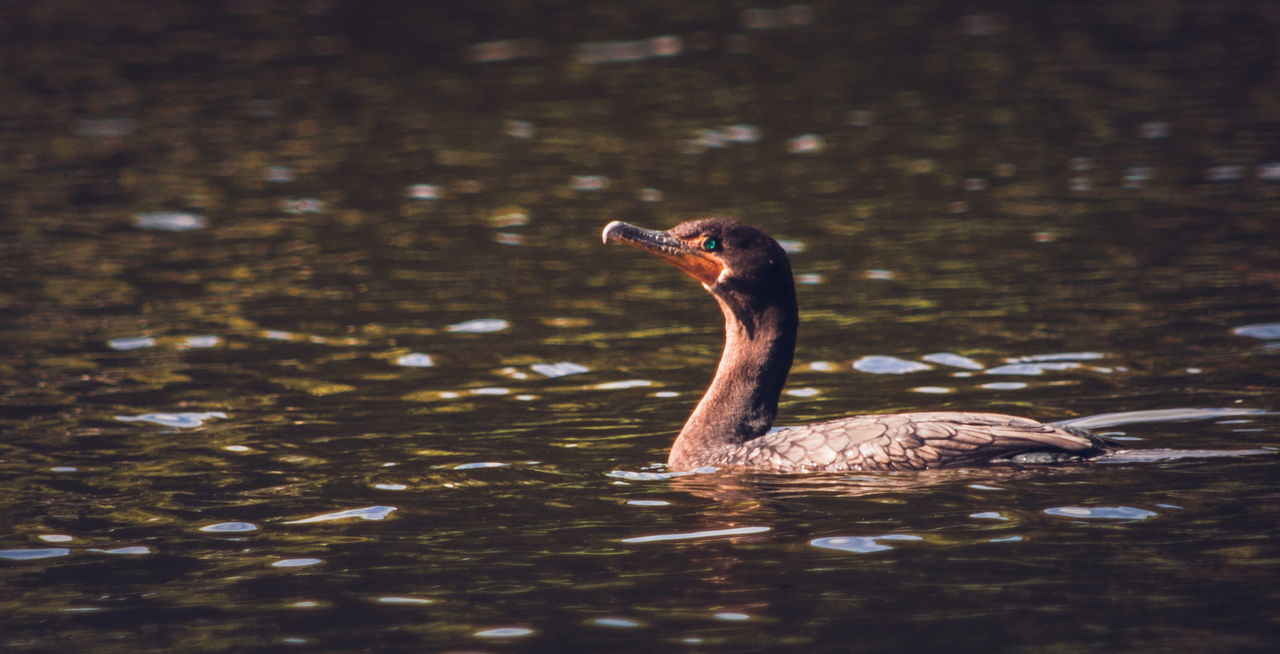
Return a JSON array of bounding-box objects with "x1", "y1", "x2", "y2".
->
[
  {"x1": 1053, "y1": 407, "x2": 1275, "y2": 463},
  {"x1": 1052, "y1": 407, "x2": 1270, "y2": 430}
]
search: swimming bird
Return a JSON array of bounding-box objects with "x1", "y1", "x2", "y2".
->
[{"x1": 602, "y1": 218, "x2": 1113, "y2": 472}]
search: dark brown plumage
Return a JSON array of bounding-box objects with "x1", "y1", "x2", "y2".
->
[{"x1": 602, "y1": 218, "x2": 1112, "y2": 472}]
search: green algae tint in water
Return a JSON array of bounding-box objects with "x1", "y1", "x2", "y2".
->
[{"x1": 1, "y1": 1, "x2": 1278, "y2": 652}]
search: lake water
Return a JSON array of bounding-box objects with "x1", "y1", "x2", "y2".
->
[{"x1": 2, "y1": 2, "x2": 1278, "y2": 651}]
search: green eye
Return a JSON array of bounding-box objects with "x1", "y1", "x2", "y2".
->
[{"x1": 702, "y1": 237, "x2": 721, "y2": 252}]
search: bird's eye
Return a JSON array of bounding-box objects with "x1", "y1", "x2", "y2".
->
[{"x1": 702, "y1": 237, "x2": 721, "y2": 252}]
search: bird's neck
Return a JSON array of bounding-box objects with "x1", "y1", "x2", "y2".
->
[{"x1": 669, "y1": 281, "x2": 797, "y2": 468}]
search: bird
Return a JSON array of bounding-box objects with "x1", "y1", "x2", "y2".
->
[{"x1": 602, "y1": 217, "x2": 1114, "y2": 472}]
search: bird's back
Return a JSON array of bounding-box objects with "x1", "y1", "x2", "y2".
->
[{"x1": 704, "y1": 412, "x2": 1111, "y2": 472}]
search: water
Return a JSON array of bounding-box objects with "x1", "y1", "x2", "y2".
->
[{"x1": 2, "y1": 1, "x2": 1279, "y2": 651}]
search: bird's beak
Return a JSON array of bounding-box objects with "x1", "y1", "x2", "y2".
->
[{"x1": 602, "y1": 221, "x2": 723, "y2": 286}]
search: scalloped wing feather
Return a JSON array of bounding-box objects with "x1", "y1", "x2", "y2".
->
[{"x1": 712, "y1": 411, "x2": 1107, "y2": 472}]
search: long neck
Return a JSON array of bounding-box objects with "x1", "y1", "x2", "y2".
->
[{"x1": 669, "y1": 278, "x2": 798, "y2": 468}]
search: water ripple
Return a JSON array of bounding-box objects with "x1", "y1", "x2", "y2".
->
[
  {"x1": 283, "y1": 506, "x2": 397, "y2": 524},
  {"x1": 134, "y1": 211, "x2": 206, "y2": 231},
  {"x1": 593, "y1": 379, "x2": 653, "y2": 390},
  {"x1": 183, "y1": 335, "x2": 221, "y2": 348},
  {"x1": 0, "y1": 548, "x2": 71, "y2": 561},
  {"x1": 852, "y1": 355, "x2": 932, "y2": 374},
  {"x1": 593, "y1": 617, "x2": 641, "y2": 628},
  {"x1": 475, "y1": 626, "x2": 535, "y2": 638},
  {"x1": 809, "y1": 534, "x2": 923, "y2": 553},
  {"x1": 1044, "y1": 506, "x2": 1157, "y2": 521},
  {"x1": 1233, "y1": 323, "x2": 1280, "y2": 340},
  {"x1": 377, "y1": 596, "x2": 434, "y2": 605},
  {"x1": 608, "y1": 468, "x2": 713, "y2": 481},
  {"x1": 621, "y1": 526, "x2": 770, "y2": 544},
  {"x1": 786, "y1": 133, "x2": 825, "y2": 154},
  {"x1": 1013, "y1": 352, "x2": 1105, "y2": 362},
  {"x1": 577, "y1": 37, "x2": 680, "y2": 65},
  {"x1": 452, "y1": 462, "x2": 510, "y2": 470},
  {"x1": 88, "y1": 546, "x2": 151, "y2": 555},
  {"x1": 984, "y1": 361, "x2": 1081, "y2": 376},
  {"x1": 199, "y1": 521, "x2": 259, "y2": 533},
  {"x1": 970, "y1": 511, "x2": 1010, "y2": 521},
  {"x1": 76, "y1": 117, "x2": 136, "y2": 137},
  {"x1": 922, "y1": 352, "x2": 985, "y2": 370},
  {"x1": 446, "y1": 318, "x2": 510, "y2": 334},
  {"x1": 407, "y1": 183, "x2": 442, "y2": 199},
  {"x1": 272, "y1": 558, "x2": 322, "y2": 568},
  {"x1": 531, "y1": 361, "x2": 590, "y2": 378},
  {"x1": 911, "y1": 386, "x2": 953, "y2": 394},
  {"x1": 108, "y1": 336, "x2": 157, "y2": 351},
  {"x1": 115, "y1": 412, "x2": 228, "y2": 428},
  {"x1": 743, "y1": 4, "x2": 815, "y2": 29},
  {"x1": 394, "y1": 352, "x2": 435, "y2": 367}
]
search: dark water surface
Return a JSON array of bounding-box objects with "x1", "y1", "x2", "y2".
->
[{"x1": 2, "y1": 2, "x2": 1279, "y2": 651}]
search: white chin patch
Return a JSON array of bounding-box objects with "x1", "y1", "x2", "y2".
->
[{"x1": 702, "y1": 268, "x2": 729, "y2": 291}]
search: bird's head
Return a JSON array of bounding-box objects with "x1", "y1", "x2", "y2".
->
[{"x1": 601, "y1": 218, "x2": 793, "y2": 297}]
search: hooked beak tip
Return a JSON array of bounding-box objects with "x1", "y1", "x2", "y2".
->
[{"x1": 601, "y1": 220, "x2": 626, "y2": 244}]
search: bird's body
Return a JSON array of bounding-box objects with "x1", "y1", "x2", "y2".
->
[
  {"x1": 673, "y1": 411, "x2": 1101, "y2": 472},
  {"x1": 602, "y1": 218, "x2": 1112, "y2": 472}
]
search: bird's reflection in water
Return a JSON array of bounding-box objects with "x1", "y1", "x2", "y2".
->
[
  {"x1": 612, "y1": 464, "x2": 1104, "y2": 635},
  {"x1": 664, "y1": 462, "x2": 1094, "y2": 506}
]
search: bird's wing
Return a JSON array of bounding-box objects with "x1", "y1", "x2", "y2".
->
[{"x1": 724, "y1": 412, "x2": 1105, "y2": 472}]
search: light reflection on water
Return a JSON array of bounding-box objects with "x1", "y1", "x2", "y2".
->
[
  {"x1": 809, "y1": 534, "x2": 924, "y2": 553},
  {"x1": 2, "y1": 0, "x2": 1279, "y2": 651}
]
